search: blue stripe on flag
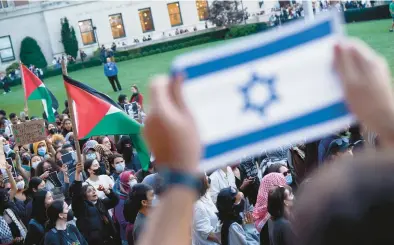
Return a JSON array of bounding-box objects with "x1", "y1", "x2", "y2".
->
[
  {"x1": 180, "y1": 20, "x2": 332, "y2": 80},
  {"x1": 204, "y1": 101, "x2": 349, "y2": 159}
]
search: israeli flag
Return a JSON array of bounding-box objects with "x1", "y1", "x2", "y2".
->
[{"x1": 171, "y1": 13, "x2": 355, "y2": 172}]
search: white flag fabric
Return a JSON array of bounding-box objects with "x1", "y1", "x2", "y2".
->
[{"x1": 171, "y1": 13, "x2": 355, "y2": 172}]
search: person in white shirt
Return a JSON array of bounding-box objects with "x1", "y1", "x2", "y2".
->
[
  {"x1": 209, "y1": 166, "x2": 237, "y2": 204},
  {"x1": 193, "y1": 176, "x2": 221, "y2": 245},
  {"x1": 84, "y1": 159, "x2": 114, "y2": 199}
]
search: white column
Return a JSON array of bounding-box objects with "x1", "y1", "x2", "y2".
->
[{"x1": 303, "y1": 1, "x2": 314, "y2": 21}]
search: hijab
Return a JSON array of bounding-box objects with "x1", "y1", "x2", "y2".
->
[
  {"x1": 253, "y1": 173, "x2": 286, "y2": 231},
  {"x1": 32, "y1": 141, "x2": 47, "y2": 155}
]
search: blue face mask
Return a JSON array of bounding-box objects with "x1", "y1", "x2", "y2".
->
[
  {"x1": 285, "y1": 174, "x2": 293, "y2": 185},
  {"x1": 37, "y1": 147, "x2": 47, "y2": 156},
  {"x1": 86, "y1": 153, "x2": 96, "y2": 160}
]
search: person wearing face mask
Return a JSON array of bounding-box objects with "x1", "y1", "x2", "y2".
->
[
  {"x1": 44, "y1": 200, "x2": 87, "y2": 245},
  {"x1": 84, "y1": 159, "x2": 114, "y2": 199},
  {"x1": 109, "y1": 153, "x2": 126, "y2": 181},
  {"x1": 14, "y1": 175, "x2": 27, "y2": 202},
  {"x1": 117, "y1": 135, "x2": 141, "y2": 172},
  {"x1": 0, "y1": 164, "x2": 27, "y2": 245},
  {"x1": 253, "y1": 173, "x2": 286, "y2": 245},
  {"x1": 217, "y1": 187, "x2": 259, "y2": 245},
  {"x1": 33, "y1": 141, "x2": 49, "y2": 159},
  {"x1": 13, "y1": 146, "x2": 32, "y2": 180},
  {"x1": 30, "y1": 155, "x2": 44, "y2": 177},
  {"x1": 265, "y1": 163, "x2": 295, "y2": 189},
  {"x1": 113, "y1": 171, "x2": 137, "y2": 245},
  {"x1": 24, "y1": 177, "x2": 46, "y2": 221},
  {"x1": 72, "y1": 162, "x2": 120, "y2": 245},
  {"x1": 47, "y1": 123, "x2": 59, "y2": 136},
  {"x1": 123, "y1": 183, "x2": 154, "y2": 244},
  {"x1": 267, "y1": 186, "x2": 295, "y2": 245},
  {"x1": 24, "y1": 190, "x2": 53, "y2": 245},
  {"x1": 35, "y1": 159, "x2": 69, "y2": 193}
]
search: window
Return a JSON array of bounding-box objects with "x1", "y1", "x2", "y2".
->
[
  {"x1": 78, "y1": 19, "x2": 96, "y2": 45},
  {"x1": 139, "y1": 8, "x2": 155, "y2": 33},
  {"x1": 196, "y1": 0, "x2": 209, "y2": 21},
  {"x1": 0, "y1": 36, "x2": 15, "y2": 62},
  {"x1": 109, "y1": 13, "x2": 126, "y2": 39},
  {"x1": 167, "y1": 2, "x2": 183, "y2": 27},
  {"x1": 0, "y1": 0, "x2": 9, "y2": 9}
]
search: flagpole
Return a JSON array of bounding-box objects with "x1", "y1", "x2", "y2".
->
[
  {"x1": 61, "y1": 60, "x2": 83, "y2": 163},
  {"x1": 20, "y1": 62, "x2": 29, "y2": 117}
]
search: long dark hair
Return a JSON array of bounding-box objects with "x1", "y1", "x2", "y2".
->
[
  {"x1": 32, "y1": 190, "x2": 49, "y2": 224},
  {"x1": 24, "y1": 177, "x2": 43, "y2": 200},
  {"x1": 217, "y1": 187, "x2": 242, "y2": 245},
  {"x1": 35, "y1": 159, "x2": 60, "y2": 177},
  {"x1": 123, "y1": 183, "x2": 152, "y2": 223},
  {"x1": 45, "y1": 200, "x2": 64, "y2": 231}
]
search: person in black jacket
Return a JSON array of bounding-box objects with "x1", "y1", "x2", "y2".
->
[
  {"x1": 25, "y1": 190, "x2": 54, "y2": 245},
  {"x1": 44, "y1": 199, "x2": 87, "y2": 245},
  {"x1": 71, "y1": 162, "x2": 120, "y2": 245}
]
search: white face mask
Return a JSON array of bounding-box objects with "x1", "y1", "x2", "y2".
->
[
  {"x1": 128, "y1": 179, "x2": 138, "y2": 188},
  {"x1": 16, "y1": 181, "x2": 25, "y2": 190},
  {"x1": 115, "y1": 162, "x2": 125, "y2": 173},
  {"x1": 32, "y1": 161, "x2": 40, "y2": 169}
]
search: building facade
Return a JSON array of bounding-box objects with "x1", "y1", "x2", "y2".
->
[{"x1": 0, "y1": 0, "x2": 278, "y2": 71}]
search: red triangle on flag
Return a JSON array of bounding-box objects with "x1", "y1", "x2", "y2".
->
[
  {"x1": 64, "y1": 81, "x2": 111, "y2": 139},
  {"x1": 21, "y1": 64, "x2": 43, "y2": 100}
]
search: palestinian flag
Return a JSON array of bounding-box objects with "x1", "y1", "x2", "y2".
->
[
  {"x1": 63, "y1": 75, "x2": 150, "y2": 170},
  {"x1": 21, "y1": 64, "x2": 59, "y2": 122}
]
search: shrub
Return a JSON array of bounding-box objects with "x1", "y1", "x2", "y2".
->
[
  {"x1": 5, "y1": 62, "x2": 19, "y2": 75},
  {"x1": 20, "y1": 37, "x2": 48, "y2": 68},
  {"x1": 61, "y1": 17, "x2": 79, "y2": 59},
  {"x1": 344, "y1": 4, "x2": 390, "y2": 23}
]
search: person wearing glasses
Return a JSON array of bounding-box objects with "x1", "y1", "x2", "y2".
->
[
  {"x1": 217, "y1": 187, "x2": 259, "y2": 245},
  {"x1": 324, "y1": 138, "x2": 353, "y2": 163},
  {"x1": 253, "y1": 173, "x2": 286, "y2": 245},
  {"x1": 267, "y1": 186, "x2": 295, "y2": 245},
  {"x1": 265, "y1": 163, "x2": 294, "y2": 187}
]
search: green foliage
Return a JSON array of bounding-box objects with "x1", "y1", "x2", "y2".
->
[
  {"x1": 344, "y1": 4, "x2": 390, "y2": 23},
  {"x1": 208, "y1": 0, "x2": 247, "y2": 27},
  {"x1": 19, "y1": 37, "x2": 48, "y2": 68},
  {"x1": 61, "y1": 17, "x2": 79, "y2": 58},
  {"x1": 5, "y1": 62, "x2": 19, "y2": 75}
]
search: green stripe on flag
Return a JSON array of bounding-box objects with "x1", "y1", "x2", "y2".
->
[{"x1": 28, "y1": 87, "x2": 55, "y2": 122}]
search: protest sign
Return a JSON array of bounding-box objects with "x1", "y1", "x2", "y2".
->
[
  {"x1": 171, "y1": 13, "x2": 354, "y2": 172},
  {"x1": 12, "y1": 119, "x2": 46, "y2": 146},
  {"x1": 0, "y1": 140, "x2": 6, "y2": 169}
]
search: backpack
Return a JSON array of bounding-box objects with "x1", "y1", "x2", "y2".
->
[{"x1": 28, "y1": 219, "x2": 44, "y2": 245}]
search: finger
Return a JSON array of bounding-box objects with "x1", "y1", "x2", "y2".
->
[
  {"x1": 149, "y1": 75, "x2": 176, "y2": 115},
  {"x1": 169, "y1": 74, "x2": 188, "y2": 112},
  {"x1": 334, "y1": 42, "x2": 357, "y2": 85}
]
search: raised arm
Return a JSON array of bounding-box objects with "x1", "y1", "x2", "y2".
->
[
  {"x1": 14, "y1": 147, "x2": 30, "y2": 180},
  {"x1": 138, "y1": 76, "x2": 200, "y2": 245},
  {"x1": 6, "y1": 163, "x2": 17, "y2": 200},
  {"x1": 71, "y1": 163, "x2": 85, "y2": 217}
]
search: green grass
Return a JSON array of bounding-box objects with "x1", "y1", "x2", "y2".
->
[{"x1": 1, "y1": 19, "x2": 393, "y2": 117}]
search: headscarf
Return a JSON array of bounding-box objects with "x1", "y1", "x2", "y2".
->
[
  {"x1": 253, "y1": 173, "x2": 286, "y2": 231},
  {"x1": 64, "y1": 132, "x2": 73, "y2": 143},
  {"x1": 32, "y1": 141, "x2": 47, "y2": 155},
  {"x1": 120, "y1": 171, "x2": 134, "y2": 194},
  {"x1": 82, "y1": 140, "x2": 99, "y2": 154},
  {"x1": 94, "y1": 144, "x2": 113, "y2": 172}
]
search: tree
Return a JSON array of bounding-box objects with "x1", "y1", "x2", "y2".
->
[
  {"x1": 61, "y1": 17, "x2": 79, "y2": 58},
  {"x1": 208, "y1": 0, "x2": 247, "y2": 27},
  {"x1": 19, "y1": 37, "x2": 48, "y2": 68}
]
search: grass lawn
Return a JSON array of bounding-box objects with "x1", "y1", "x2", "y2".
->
[{"x1": 1, "y1": 19, "x2": 393, "y2": 117}]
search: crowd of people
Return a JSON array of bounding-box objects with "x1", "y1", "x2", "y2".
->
[{"x1": 0, "y1": 30, "x2": 394, "y2": 245}]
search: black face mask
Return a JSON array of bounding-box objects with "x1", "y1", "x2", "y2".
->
[
  {"x1": 92, "y1": 168, "x2": 101, "y2": 176},
  {"x1": 67, "y1": 210, "x2": 74, "y2": 221},
  {"x1": 56, "y1": 121, "x2": 61, "y2": 126},
  {"x1": 49, "y1": 128, "x2": 58, "y2": 135},
  {"x1": 22, "y1": 155, "x2": 31, "y2": 165},
  {"x1": 233, "y1": 199, "x2": 245, "y2": 214}
]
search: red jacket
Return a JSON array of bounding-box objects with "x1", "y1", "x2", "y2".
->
[{"x1": 130, "y1": 93, "x2": 143, "y2": 107}]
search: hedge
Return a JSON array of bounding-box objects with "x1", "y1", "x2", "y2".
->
[{"x1": 344, "y1": 4, "x2": 391, "y2": 23}]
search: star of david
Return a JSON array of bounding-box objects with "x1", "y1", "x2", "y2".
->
[{"x1": 240, "y1": 73, "x2": 278, "y2": 116}]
